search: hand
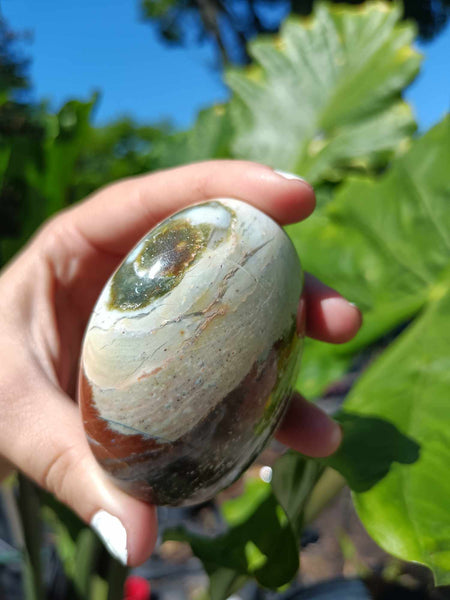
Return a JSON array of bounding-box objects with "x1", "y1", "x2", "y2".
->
[{"x1": 0, "y1": 161, "x2": 361, "y2": 566}]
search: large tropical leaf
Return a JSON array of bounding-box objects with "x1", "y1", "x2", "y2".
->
[
  {"x1": 289, "y1": 115, "x2": 450, "y2": 583},
  {"x1": 227, "y1": 2, "x2": 421, "y2": 184},
  {"x1": 343, "y1": 274, "x2": 450, "y2": 585},
  {"x1": 290, "y1": 115, "x2": 450, "y2": 396}
]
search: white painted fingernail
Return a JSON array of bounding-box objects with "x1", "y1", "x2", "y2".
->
[
  {"x1": 331, "y1": 422, "x2": 343, "y2": 451},
  {"x1": 274, "y1": 169, "x2": 307, "y2": 182},
  {"x1": 348, "y1": 301, "x2": 361, "y2": 312},
  {"x1": 91, "y1": 510, "x2": 128, "y2": 566}
]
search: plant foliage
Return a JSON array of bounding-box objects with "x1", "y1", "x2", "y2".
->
[
  {"x1": 227, "y1": 2, "x2": 421, "y2": 184},
  {"x1": 1, "y1": 2, "x2": 450, "y2": 598},
  {"x1": 157, "y1": 4, "x2": 450, "y2": 592},
  {"x1": 140, "y1": 0, "x2": 450, "y2": 65}
]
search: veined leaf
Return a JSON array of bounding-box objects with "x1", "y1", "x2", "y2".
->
[
  {"x1": 227, "y1": 2, "x2": 420, "y2": 184},
  {"x1": 343, "y1": 274, "x2": 450, "y2": 585},
  {"x1": 290, "y1": 115, "x2": 450, "y2": 395}
]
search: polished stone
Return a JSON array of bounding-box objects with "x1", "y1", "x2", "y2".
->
[{"x1": 78, "y1": 198, "x2": 303, "y2": 506}]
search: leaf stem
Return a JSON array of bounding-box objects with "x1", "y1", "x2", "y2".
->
[
  {"x1": 17, "y1": 474, "x2": 45, "y2": 600},
  {"x1": 106, "y1": 558, "x2": 128, "y2": 600},
  {"x1": 303, "y1": 468, "x2": 346, "y2": 525}
]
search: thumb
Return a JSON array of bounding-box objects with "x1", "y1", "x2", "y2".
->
[{"x1": 0, "y1": 370, "x2": 157, "y2": 567}]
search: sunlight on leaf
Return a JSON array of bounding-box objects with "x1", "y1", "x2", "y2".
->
[
  {"x1": 345, "y1": 274, "x2": 450, "y2": 585},
  {"x1": 290, "y1": 116, "x2": 450, "y2": 395},
  {"x1": 227, "y1": 2, "x2": 420, "y2": 184}
]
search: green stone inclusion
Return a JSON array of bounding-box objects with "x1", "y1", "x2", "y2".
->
[{"x1": 109, "y1": 218, "x2": 213, "y2": 311}]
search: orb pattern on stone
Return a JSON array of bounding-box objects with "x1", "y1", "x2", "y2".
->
[{"x1": 78, "y1": 198, "x2": 303, "y2": 506}]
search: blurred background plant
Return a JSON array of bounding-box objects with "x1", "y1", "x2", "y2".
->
[
  {"x1": 141, "y1": 0, "x2": 450, "y2": 64},
  {"x1": 0, "y1": 1, "x2": 449, "y2": 599}
]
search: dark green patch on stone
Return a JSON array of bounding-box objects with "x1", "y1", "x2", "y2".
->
[
  {"x1": 108, "y1": 218, "x2": 213, "y2": 311},
  {"x1": 254, "y1": 316, "x2": 300, "y2": 436}
]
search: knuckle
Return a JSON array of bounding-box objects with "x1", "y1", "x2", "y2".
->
[
  {"x1": 37, "y1": 213, "x2": 71, "y2": 251},
  {"x1": 35, "y1": 213, "x2": 87, "y2": 285},
  {"x1": 192, "y1": 171, "x2": 212, "y2": 199},
  {"x1": 43, "y1": 443, "x2": 83, "y2": 505}
]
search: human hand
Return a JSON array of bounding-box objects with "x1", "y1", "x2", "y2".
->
[{"x1": 0, "y1": 161, "x2": 361, "y2": 566}]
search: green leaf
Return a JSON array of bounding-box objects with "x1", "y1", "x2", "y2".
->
[
  {"x1": 165, "y1": 453, "x2": 322, "y2": 599},
  {"x1": 1, "y1": 97, "x2": 96, "y2": 264},
  {"x1": 343, "y1": 276, "x2": 450, "y2": 585},
  {"x1": 150, "y1": 104, "x2": 233, "y2": 170},
  {"x1": 41, "y1": 491, "x2": 125, "y2": 600},
  {"x1": 73, "y1": 529, "x2": 103, "y2": 599},
  {"x1": 271, "y1": 451, "x2": 324, "y2": 536},
  {"x1": 40, "y1": 490, "x2": 86, "y2": 544},
  {"x1": 322, "y1": 412, "x2": 420, "y2": 492},
  {"x1": 106, "y1": 560, "x2": 128, "y2": 600},
  {"x1": 295, "y1": 337, "x2": 353, "y2": 398},
  {"x1": 289, "y1": 115, "x2": 450, "y2": 395},
  {"x1": 165, "y1": 491, "x2": 299, "y2": 591},
  {"x1": 17, "y1": 475, "x2": 45, "y2": 600},
  {"x1": 34, "y1": 97, "x2": 97, "y2": 216},
  {"x1": 227, "y1": 2, "x2": 420, "y2": 184},
  {"x1": 70, "y1": 117, "x2": 169, "y2": 202},
  {"x1": 221, "y1": 477, "x2": 271, "y2": 526},
  {"x1": 283, "y1": 117, "x2": 450, "y2": 583},
  {"x1": 208, "y1": 569, "x2": 249, "y2": 600}
]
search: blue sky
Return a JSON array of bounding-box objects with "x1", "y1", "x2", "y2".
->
[{"x1": 2, "y1": 0, "x2": 449, "y2": 131}]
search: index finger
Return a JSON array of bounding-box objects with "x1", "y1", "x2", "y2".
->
[{"x1": 64, "y1": 161, "x2": 315, "y2": 254}]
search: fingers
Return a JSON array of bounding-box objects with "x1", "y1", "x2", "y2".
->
[
  {"x1": 301, "y1": 273, "x2": 362, "y2": 344},
  {"x1": 0, "y1": 366, "x2": 156, "y2": 566},
  {"x1": 64, "y1": 161, "x2": 315, "y2": 254},
  {"x1": 276, "y1": 393, "x2": 342, "y2": 457},
  {"x1": 284, "y1": 276, "x2": 361, "y2": 457}
]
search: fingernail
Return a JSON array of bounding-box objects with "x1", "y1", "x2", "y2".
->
[
  {"x1": 348, "y1": 301, "x2": 363, "y2": 322},
  {"x1": 330, "y1": 422, "x2": 343, "y2": 452},
  {"x1": 91, "y1": 509, "x2": 128, "y2": 565},
  {"x1": 274, "y1": 169, "x2": 307, "y2": 183}
]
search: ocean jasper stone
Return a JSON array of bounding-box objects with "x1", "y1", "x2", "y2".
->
[{"x1": 78, "y1": 198, "x2": 303, "y2": 506}]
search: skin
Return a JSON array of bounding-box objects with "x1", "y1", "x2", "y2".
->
[{"x1": 0, "y1": 160, "x2": 362, "y2": 566}]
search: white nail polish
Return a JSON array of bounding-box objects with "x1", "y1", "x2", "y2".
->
[
  {"x1": 91, "y1": 510, "x2": 128, "y2": 566},
  {"x1": 348, "y1": 301, "x2": 361, "y2": 311},
  {"x1": 274, "y1": 169, "x2": 306, "y2": 182},
  {"x1": 331, "y1": 422, "x2": 343, "y2": 450}
]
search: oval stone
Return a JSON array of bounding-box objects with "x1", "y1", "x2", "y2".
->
[{"x1": 78, "y1": 198, "x2": 303, "y2": 506}]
